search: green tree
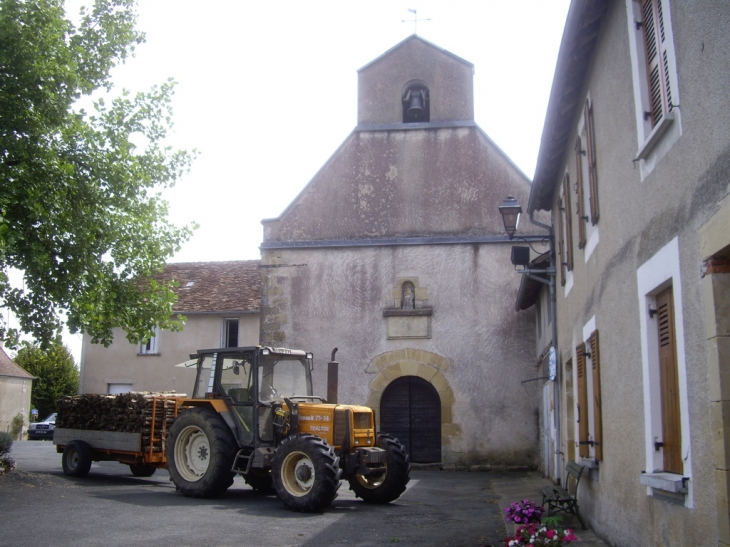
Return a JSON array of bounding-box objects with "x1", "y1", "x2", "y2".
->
[
  {"x1": 14, "y1": 340, "x2": 79, "y2": 419},
  {"x1": 0, "y1": 0, "x2": 195, "y2": 348}
]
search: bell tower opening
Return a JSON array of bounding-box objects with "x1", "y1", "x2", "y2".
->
[{"x1": 402, "y1": 81, "x2": 430, "y2": 123}]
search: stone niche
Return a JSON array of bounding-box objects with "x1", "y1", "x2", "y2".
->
[{"x1": 383, "y1": 278, "x2": 432, "y2": 339}]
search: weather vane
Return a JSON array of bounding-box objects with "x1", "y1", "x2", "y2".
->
[{"x1": 402, "y1": 8, "x2": 430, "y2": 35}]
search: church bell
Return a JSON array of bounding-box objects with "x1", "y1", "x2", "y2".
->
[{"x1": 407, "y1": 90, "x2": 425, "y2": 119}]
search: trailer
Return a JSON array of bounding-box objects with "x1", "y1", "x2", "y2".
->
[{"x1": 53, "y1": 395, "x2": 181, "y2": 477}]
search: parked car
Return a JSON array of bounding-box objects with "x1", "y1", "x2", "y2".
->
[{"x1": 28, "y1": 413, "x2": 57, "y2": 441}]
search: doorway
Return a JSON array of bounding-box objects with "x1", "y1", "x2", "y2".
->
[{"x1": 380, "y1": 376, "x2": 441, "y2": 463}]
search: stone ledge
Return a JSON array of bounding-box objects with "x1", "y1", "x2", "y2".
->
[
  {"x1": 383, "y1": 307, "x2": 433, "y2": 317},
  {"x1": 640, "y1": 472, "x2": 689, "y2": 494}
]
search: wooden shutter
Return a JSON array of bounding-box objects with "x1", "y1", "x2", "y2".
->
[
  {"x1": 576, "y1": 342, "x2": 589, "y2": 458},
  {"x1": 573, "y1": 137, "x2": 587, "y2": 249},
  {"x1": 641, "y1": 0, "x2": 673, "y2": 127},
  {"x1": 562, "y1": 175, "x2": 574, "y2": 271},
  {"x1": 583, "y1": 99, "x2": 599, "y2": 225},
  {"x1": 589, "y1": 330, "x2": 603, "y2": 461},
  {"x1": 657, "y1": 286, "x2": 682, "y2": 473},
  {"x1": 557, "y1": 198, "x2": 566, "y2": 286}
]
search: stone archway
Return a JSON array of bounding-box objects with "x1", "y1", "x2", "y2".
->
[{"x1": 365, "y1": 349, "x2": 460, "y2": 462}]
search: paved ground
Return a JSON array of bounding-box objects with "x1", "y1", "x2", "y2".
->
[{"x1": 1, "y1": 441, "x2": 611, "y2": 547}]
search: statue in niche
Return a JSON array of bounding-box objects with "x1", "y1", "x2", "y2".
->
[{"x1": 401, "y1": 282, "x2": 415, "y2": 310}]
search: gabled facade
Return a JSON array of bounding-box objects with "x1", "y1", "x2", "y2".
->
[
  {"x1": 261, "y1": 35, "x2": 541, "y2": 467},
  {"x1": 0, "y1": 346, "x2": 33, "y2": 436},
  {"x1": 80, "y1": 260, "x2": 261, "y2": 395},
  {"x1": 523, "y1": 1, "x2": 730, "y2": 545}
]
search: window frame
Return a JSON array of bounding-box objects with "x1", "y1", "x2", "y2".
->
[
  {"x1": 625, "y1": 0, "x2": 681, "y2": 175},
  {"x1": 139, "y1": 326, "x2": 160, "y2": 355},
  {"x1": 222, "y1": 318, "x2": 240, "y2": 348},
  {"x1": 636, "y1": 237, "x2": 692, "y2": 505}
]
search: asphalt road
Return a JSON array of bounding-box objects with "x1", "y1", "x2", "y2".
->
[{"x1": 1, "y1": 441, "x2": 508, "y2": 547}]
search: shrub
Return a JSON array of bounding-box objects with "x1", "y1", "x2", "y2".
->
[
  {"x1": 10, "y1": 414, "x2": 24, "y2": 440},
  {"x1": 0, "y1": 432, "x2": 12, "y2": 456}
]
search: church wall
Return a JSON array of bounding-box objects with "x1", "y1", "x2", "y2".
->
[{"x1": 261, "y1": 243, "x2": 539, "y2": 467}]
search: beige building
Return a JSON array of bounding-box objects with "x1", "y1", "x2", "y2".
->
[
  {"x1": 260, "y1": 36, "x2": 541, "y2": 467},
  {"x1": 517, "y1": 1, "x2": 730, "y2": 545},
  {"x1": 80, "y1": 261, "x2": 261, "y2": 395},
  {"x1": 0, "y1": 346, "x2": 33, "y2": 437}
]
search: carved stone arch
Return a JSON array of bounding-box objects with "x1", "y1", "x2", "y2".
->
[{"x1": 365, "y1": 349, "x2": 459, "y2": 460}]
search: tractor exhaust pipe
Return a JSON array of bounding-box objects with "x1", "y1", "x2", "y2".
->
[{"x1": 327, "y1": 348, "x2": 339, "y2": 404}]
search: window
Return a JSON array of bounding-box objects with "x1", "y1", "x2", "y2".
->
[
  {"x1": 562, "y1": 174, "x2": 574, "y2": 271},
  {"x1": 139, "y1": 327, "x2": 160, "y2": 355},
  {"x1": 575, "y1": 328, "x2": 603, "y2": 461},
  {"x1": 625, "y1": 0, "x2": 681, "y2": 170},
  {"x1": 573, "y1": 98, "x2": 599, "y2": 257},
  {"x1": 223, "y1": 318, "x2": 239, "y2": 348},
  {"x1": 637, "y1": 238, "x2": 692, "y2": 504}
]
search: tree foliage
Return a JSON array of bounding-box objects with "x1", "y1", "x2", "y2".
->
[
  {"x1": 0, "y1": 0, "x2": 195, "y2": 348},
  {"x1": 14, "y1": 339, "x2": 79, "y2": 419}
]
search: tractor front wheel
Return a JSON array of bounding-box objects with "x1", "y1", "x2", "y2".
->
[
  {"x1": 272, "y1": 434, "x2": 341, "y2": 512},
  {"x1": 348, "y1": 433, "x2": 411, "y2": 504},
  {"x1": 166, "y1": 407, "x2": 236, "y2": 498}
]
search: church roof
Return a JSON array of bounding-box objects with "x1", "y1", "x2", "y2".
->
[
  {"x1": 159, "y1": 261, "x2": 261, "y2": 314},
  {"x1": 0, "y1": 347, "x2": 34, "y2": 379},
  {"x1": 358, "y1": 34, "x2": 473, "y2": 73}
]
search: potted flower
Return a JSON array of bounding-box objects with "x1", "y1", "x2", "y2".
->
[
  {"x1": 505, "y1": 524, "x2": 579, "y2": 546},
  {"x1": 505, "y1": 499, "x2": 544, "y2": 525}
]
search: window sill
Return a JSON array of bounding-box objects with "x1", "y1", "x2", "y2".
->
[
  {"x1": 635, "y1": 113, "x2": 675, "y2": 161},
  {"x1": 137, "y1": 352, "x2": 160, "y2": 357},
  {"x1": 640, "y1": 472, "x2": 688, "y2": 494},
  {"x1": 580, "y1": 457, "x2": 599, "y2": 469}
]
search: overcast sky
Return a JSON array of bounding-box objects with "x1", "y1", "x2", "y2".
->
[{"x1": 50, "y1": 1, "x2": 572, "y2": 360}]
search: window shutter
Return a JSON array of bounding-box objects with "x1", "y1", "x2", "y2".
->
[
  {"x1": 557, "y1": 198, "x2": 566, "y2": 286},
  {"x1": 657, "y1": 287, "x2": 682, "y2": 473},
  {"x1": 583, "y1": 100, "x2": 599, "y2": 225},
  {"x1": 576, "y1": 342, "x2": 590, "y2": 458},
  {"x1": 641, "y1": 0, "x2": 672, "y2": 127},
  {"x1": 573, "y1": 137, "x2": 587, "y2": 249},
  {"x1": 590, "y1": 329, "x2": 603, "y2": 461},
  {"x1": 562, "y1": 175, "x2": 574, "y2": 271}
]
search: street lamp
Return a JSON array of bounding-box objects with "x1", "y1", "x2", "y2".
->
[{"x1": 498, "y1": 196, "x2": 522, "y2": 240}]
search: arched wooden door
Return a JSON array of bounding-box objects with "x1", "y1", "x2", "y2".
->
[{"x1": 380, "y1": 376, "x2": 441, "y2": 463}]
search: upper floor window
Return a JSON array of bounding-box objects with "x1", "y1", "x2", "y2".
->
[
  {"x1": 223, "y1": 318, "x2": 239, "y2": 348},
  {"x1": 139, "y1": 327, "x2": 160, "y2": 355},
  {"x1": 573, "y1": 97, "x2": 599, "y2": 258},
  {"x1": 626, "y1": 0, "x2": 681, "y2": 170},
  {"x1": 402, "y1": 81, "x2": 430, "y2": 123}
]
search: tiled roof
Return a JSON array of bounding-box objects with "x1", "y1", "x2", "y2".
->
[
  {"x1": 0, "y1": 347, "x2": 34, "y2": 379},
  {"x1": 160, "y1": 261, "x2": 261, "y2": 314}
]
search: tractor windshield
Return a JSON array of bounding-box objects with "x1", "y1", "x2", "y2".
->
[{"x1": 258, "y1": 354, "x2": 312, "y2": 402}]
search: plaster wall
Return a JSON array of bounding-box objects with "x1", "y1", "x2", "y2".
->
[
  {"x1": 80, "y1": 313, "x2": 259, "y2": 395},
  {"x1": 0, "y1": 376, "x2": 32, "y2": 435},
  {"x1": 357, "y1": 37, "x2": 474, "y2": 125},
  {"x1": 544, "y1": 2, "x2": 730, "y2": 545},
  {"x1": 261, "y1": 243, "x2": 539, "y2": 467}
]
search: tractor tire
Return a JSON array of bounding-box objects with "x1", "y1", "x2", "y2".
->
[
  {"x1": 166, "y1": 407, "x2": 236, "y2": 498},
  {"x1": 243, "y1": 469, "x2": 274, "y2": 493},
  {"x1": 62, "y1": 440, "x2": 93, "y2": 478},
  {"x1": 129, "y1": 463, "x2": 157, "y2": 477},
  {"x1": 272, "y1": 433, "x2": 342, "y2": 512},
  {"x1": 348, "y1": 433, "x2": 411, "y2": 504}
]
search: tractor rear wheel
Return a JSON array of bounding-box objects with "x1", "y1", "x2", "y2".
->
[
  {"x1": 166, "y1": 407, "x2": 236, "y2": 498},
  {"x1": 272, "y1": 434, "x2": 341, "y2": 512},
  {"x1": 348, "y1": 433, "x2": 411, "y2": 504}
]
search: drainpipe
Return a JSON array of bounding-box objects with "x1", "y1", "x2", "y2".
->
[{"x1": 528, "y1": 211, "x2": 561, "y2": 481}]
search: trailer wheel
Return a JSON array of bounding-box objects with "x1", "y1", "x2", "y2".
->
[
  {"x1": 244, "y1": 469, "x2": 274, "y2": 493},
  {"x1": 166, "y1": 407, "x2": 236, "y2": 498},
  {"x1": 129, "y1": 464, "x2": 157, "y2": 477},
  {"x1": 272, "y1": 434, "x2": 341, "y2": 512},
  {"x1": 348, "y1": 433, "x2": 411, "y2": 504},
  {"x1": 62, "y1": 440, "x2": 93, "y2": 478}
]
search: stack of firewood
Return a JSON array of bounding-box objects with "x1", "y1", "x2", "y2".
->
[{"x1": 56, "y1": 392, "x2": 185, "y2": 452}]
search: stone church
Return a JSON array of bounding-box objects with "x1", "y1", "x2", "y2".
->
[{"x1": 260, "y1": 35, "x2": 538, "y2": 467}]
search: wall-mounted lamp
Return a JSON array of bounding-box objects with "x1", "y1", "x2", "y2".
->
[{"x1": 499, "y1": 196, "x2": 522, "y2": 240}]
